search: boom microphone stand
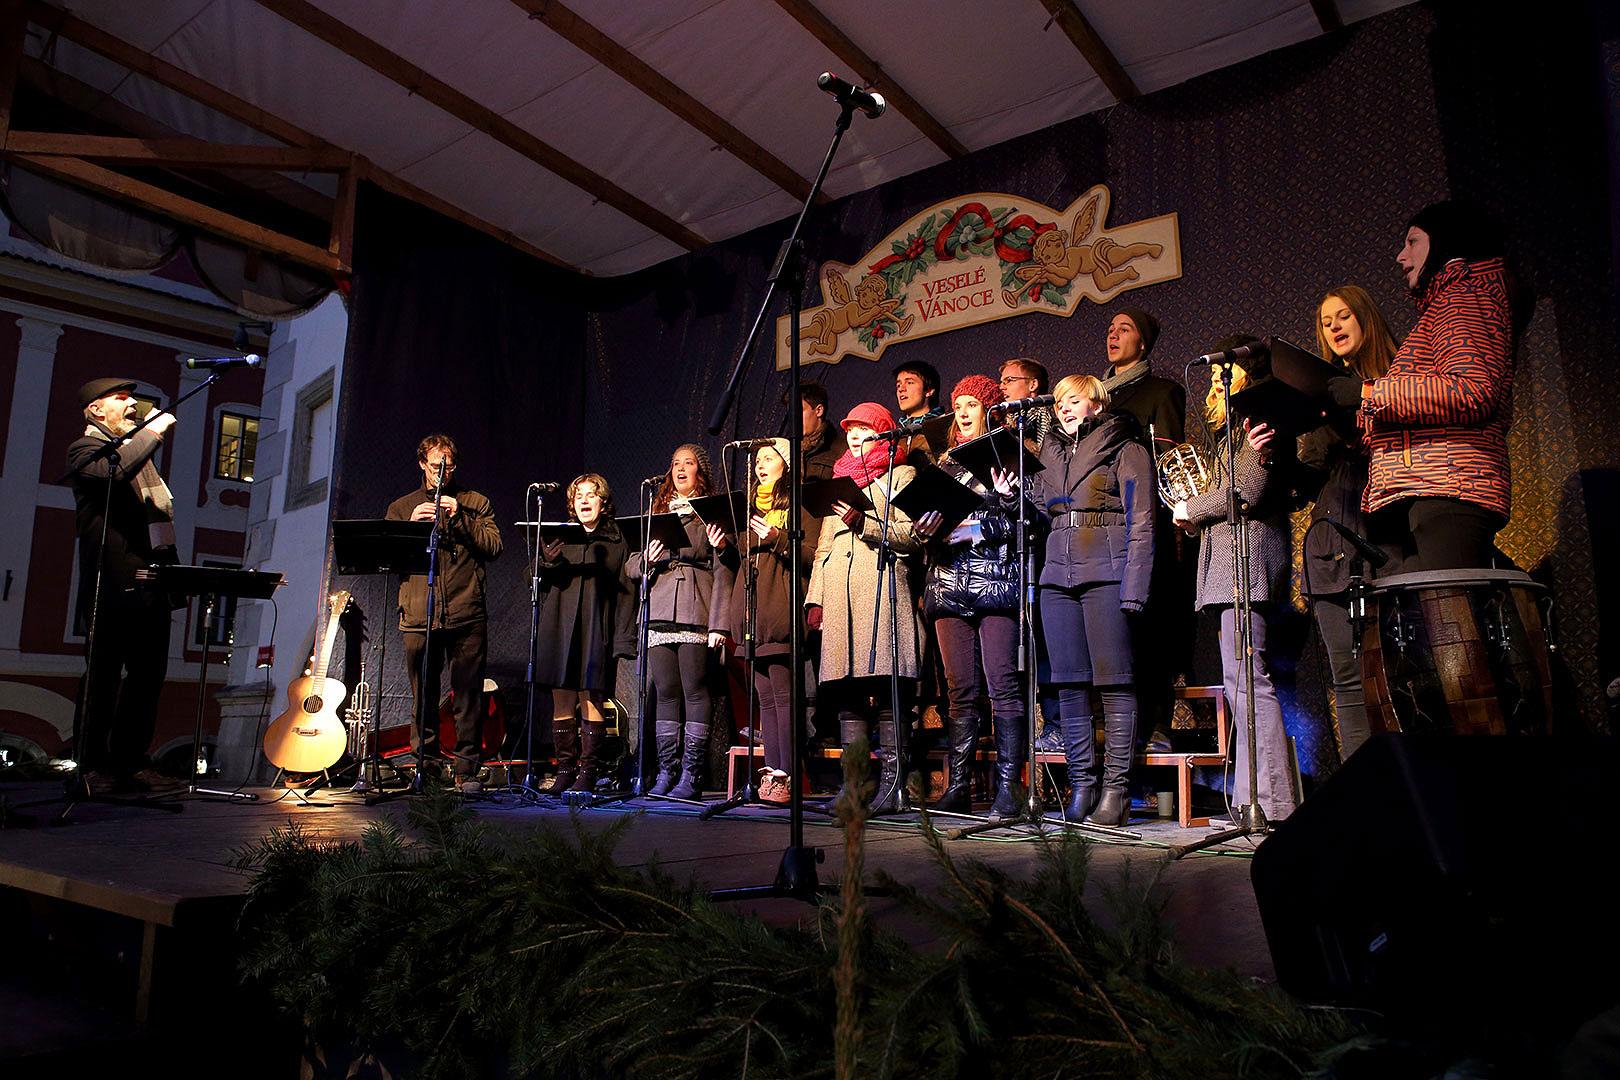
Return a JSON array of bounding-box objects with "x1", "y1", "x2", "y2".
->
[
  {"x1": 1173, "y1": 361, "x2": 1266, "y2": 857},
  {"x1": 516, "y1": 485, "x2": 553, "y2": 798},
  {"x1": 704, "y1": 77, "x2": 880, "y2": 903},
  {"x1": 701, "y1": 451, "x2": 763, "y2": 819},
  {"x1": 864, "y1": 429, "x2": 913, "y2": 815}
]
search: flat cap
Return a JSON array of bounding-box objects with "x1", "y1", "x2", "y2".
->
[{"x1": 78, "y1": 378, "x2": 137, "y2": 407}]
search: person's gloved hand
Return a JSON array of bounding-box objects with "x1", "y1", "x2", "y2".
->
[{"x1": 1328, "y1": 375, "x2": 1365, "y2": 411}]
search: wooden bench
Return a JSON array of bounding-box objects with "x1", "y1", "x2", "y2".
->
[{"x1": 725, "y1": 685, "x2": 1229, "y2": 828}]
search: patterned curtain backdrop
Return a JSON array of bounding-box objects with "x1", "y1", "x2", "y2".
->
[{"x1": 336, "y1": 3, "x2": 1618, "y2": 778}]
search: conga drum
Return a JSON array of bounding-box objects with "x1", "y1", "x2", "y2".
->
[{"x1": 1361, "y1": 569, "x2": 1554, "y2": 736}]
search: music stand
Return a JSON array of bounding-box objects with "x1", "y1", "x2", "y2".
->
[
  {"x1": 332, "y1": 520, "x2": 433, "y2": 800},
  {"x1": 138, "y1": 565, "x2": 283, "y2": 802}
]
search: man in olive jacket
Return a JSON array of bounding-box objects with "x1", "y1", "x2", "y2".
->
[{"x1": 385, "y1": 434, "x2": 502, "y2": 788}]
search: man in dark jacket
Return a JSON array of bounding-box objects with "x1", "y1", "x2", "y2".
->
[
  {"x1": 794, "y1": 381, "x2": 844, "y2": 482},
  {"x1": 68, "y1": 378, "x2": 182, "y2": 794},
  {"x1": 385, "y1": 434, "x2": 502, "y2": 790},
  {"x1": 1103, "y1": 306, "x2": 1191, "y2": 752}
]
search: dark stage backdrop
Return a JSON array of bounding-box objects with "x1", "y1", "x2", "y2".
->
[
  {"x1": 330, "y1": 184, "x2": 589, "y2": 726},
  {"x1": 332, "y1": 1, "x2": 1619, "y2": 777}
]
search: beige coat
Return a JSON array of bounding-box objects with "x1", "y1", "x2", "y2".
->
[{"x1": 806, "y1": 465, "x2": 924, "y2": 681}]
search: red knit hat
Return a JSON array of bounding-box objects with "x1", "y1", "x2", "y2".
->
[
  {"x1": 841, "y1": 400, "x2": 896, "y2": 432},
  {"x1": 950, "y1": 374, "x2": 1004, "y2": 409}
]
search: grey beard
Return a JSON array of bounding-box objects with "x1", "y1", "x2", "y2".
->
[{"x1": 105, "y1": 414, "x2": 138, "y2": 437}]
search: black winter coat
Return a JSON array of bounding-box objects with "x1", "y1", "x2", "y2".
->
[
  {"x1": 1106, "y1": 364, "x2": 1187, "y2": 447},
  {"x1": 721, "y1": 516, "x2": 806, "y2": 658},
  {"x1": 1029, "y1": 413, "x2": 1156, "y2": 609},
  {"x1": 1297, "y1": 408, "x2": 1374, "y2": 597},
  {"x1": 920, "y1": 461, "x2": 1024, "y2": 620},
  {"x1": 535, "y1": 522, "x2": 636, "y2": 692},
  {"x1": 385, "y1": 484, "x2": 503, "y2": 631}
]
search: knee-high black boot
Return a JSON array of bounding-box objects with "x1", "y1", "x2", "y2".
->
[
  {"x1": 539, "y1": 720, "x2": 579, "y2": 794},
  {"x1": 647, "y1": 720, "x2": 681, "y2": 796},
  {"x1": 1087, "y1": 688, "x2": 1137, "y2": 827},
  {"x1": 930, "y1": 711, "x2": 978, "y2": 813},
  {"x1": 668, "y1": 723, "x2": 709, "y2": 800},
  {"x1": 837, "y1": 710, "x2": 871, "y2": 807},
  {"x1": 989, "y1": 716, "x2": 1025, "y2": 820},
  {"x1": 1058, "y1": 687, "x2": 1099, "y2": 822},
  {"x1": 871, "y1": 711, "x2": 905, "y2": 815}
]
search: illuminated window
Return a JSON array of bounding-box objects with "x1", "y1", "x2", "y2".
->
[
  {"x1": 215, "y1": 412, "x2": 259, "y2": 482},
  {"x1": 132, "y1": 393, "x2": 162, "y2": 419}
]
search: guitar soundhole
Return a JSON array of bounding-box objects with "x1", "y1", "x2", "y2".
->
[{"x1": 304, "y1": 696, "x2": 323, "y2": 713}]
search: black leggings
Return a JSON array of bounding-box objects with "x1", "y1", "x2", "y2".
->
[{"x1": 647, "y1": 642, "x2": 711, "y2": 739}]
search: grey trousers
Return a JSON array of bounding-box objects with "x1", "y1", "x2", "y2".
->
[{"x1": 1217, "y1": 606, "x2": 1297, "y2": 821}]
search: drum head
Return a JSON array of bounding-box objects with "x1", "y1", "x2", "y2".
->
[{"x1": 1371, "y1": 567, "x2": 1542, "y2": 594}]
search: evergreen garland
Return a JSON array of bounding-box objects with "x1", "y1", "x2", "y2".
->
[{"x1": 234, "y1": 767, "x2": 1355, "y2": 1079}]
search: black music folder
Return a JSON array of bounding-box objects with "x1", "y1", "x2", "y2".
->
[
  {"x1": 801, "y1": 476, "x2": 875, "y2": 518},
  {"x1": 688, "y1": 490, "x2": 750, "y2": 533},
  {"x1": 890, "y1": 465, "x2": 987, "y2": 537},
  {"x1": 1229, "y1": 336, "x2": 1341, "y2": 436},
  {"x1": 617, "y1": 512, "x2": 695, "y2": 553},
  {"x1": 946, "y1": 425, "x2": 1043, "y2": 491},
  {"x1": 536, "y1": 521, "x2": 594, "y2": 545}
]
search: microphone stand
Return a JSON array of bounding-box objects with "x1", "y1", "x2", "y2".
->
[
  {"x1": 701, "y1": 450, "x2": 763, "y2": 819},
  {"x1": 1173, "y1": 363, "x2": 1267, "y2": 857},
  {"x1": 516, "y1": 487, "x2": 551, "y2": 798},
  {"x1": 865, "y1": 433, "x2": 911, "y2": 815},
  {"x1": 629, "y1": 478, "x2": 658, "y2": 800},
  {"x1": 705, "y1": 94, "x2": 868, "y2": 904}
]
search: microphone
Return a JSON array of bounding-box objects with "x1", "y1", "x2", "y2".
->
[
  {"x1": 1326, "y1": 518, "x2": 1389, "y2": 569},
  {"x1": 640, "y1": 474, "x2": 666, "y2": 486},
  {"x1": 528, "y1": 482, "x2": 562, "y2": 493},
  {"x1": 185, "y1": 353, "x2": 262, "y2": 370},
  {"x1": 725, "y1": 438, "x2": 779, "y2": 449},
  {"x1": 864, "y1": 416, "x2": 929, "y2": 442},
  {"x1": 817, "y1": 72, "x2": 886, "y2": 119},
  {"x1": 989, "y1": 394, "x2": 1056, "y2": 415},
  {"x1": 1192, "y1": 343, "x2": 1267, "y2": 367}
]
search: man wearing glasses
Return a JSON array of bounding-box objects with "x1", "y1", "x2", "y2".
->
[
  {"x1": 996, "y1": 357, "x2": 1054, "y2": 452},
  {"x1": 385, "y1": 434, "x2": 503, "y2": 791}
]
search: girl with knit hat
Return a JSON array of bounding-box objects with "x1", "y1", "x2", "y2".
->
[
  {"x1": 627, "y1": 444, "x2": 731, "y2": 799},
  {"x1": 806, "y1": 401, "x2": 923, "y2": 814},
  {"x1": 913, "y1": 375, "x2": 1031, "y2": 817},
  {"x1": 719, "y1": 438, "x2": 804, "y2": 804}
]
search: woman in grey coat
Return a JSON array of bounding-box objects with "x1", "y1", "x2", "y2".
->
[
  {"x1": 806, "y1": 401, "x2": 922, "y2": 814},
  {"x1": 1171, "y1": 351, "x2": 1298, "y2": 823}
]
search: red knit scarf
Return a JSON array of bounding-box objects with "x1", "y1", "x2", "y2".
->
[{"x1": 833, "y1": 439, "x2": 895, "y2": 488}]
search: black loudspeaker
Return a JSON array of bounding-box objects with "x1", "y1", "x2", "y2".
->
[{"x1": 1251, "y1": 734, "x2": 1620, "y2": 1038}]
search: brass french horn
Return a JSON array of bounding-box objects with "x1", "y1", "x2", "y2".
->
[{"x1": 1150, "y1": 423, "x2": 1214, "y2": 509}]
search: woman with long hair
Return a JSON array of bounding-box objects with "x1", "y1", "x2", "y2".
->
[
  {"x1": 1027, "y1": 374, "x2": 1155, "y2": 826},
  {"x1": 1302, "y1": 287, "x2": 1396, "y2": 761},
  {"x1": 1171, "y1": 342, "x2": 1297, "y2": 822},
  {"x1": 721, "y1": 438, "x2": 804, "y2": 804},
  {"x1": 806, "y1": 401, "x2": 922, "y2": 814},
  {"x1": 627, "y1": 444, "x2": 731, "y2": 799},
  {"x1": 913, "y1": 375, "x2": 1028, "y2": 816},
  {"x1": 535, "y1": 474, "x2": 635, "y2": 797}
]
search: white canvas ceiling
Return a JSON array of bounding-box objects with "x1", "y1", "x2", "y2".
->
[{"x1": 19, "y1": 0, "x2": 1417, "y2": 277}]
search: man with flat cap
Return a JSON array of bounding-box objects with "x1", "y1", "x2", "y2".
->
[{"x1": 67, "y1": 378, "x2": 182, "y2": 793}]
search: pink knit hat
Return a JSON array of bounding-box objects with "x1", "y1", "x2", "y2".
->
[
  {"x1": 950, "y1": 374, "x2": 1004, "y2": 409},
  {"x1": 841, "y1": 400, "x2": 896, "y2": 432}
]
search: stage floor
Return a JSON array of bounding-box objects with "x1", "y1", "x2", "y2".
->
[{"x1": 0, "y1": 777, "x2": 1274, "y2": 1073}]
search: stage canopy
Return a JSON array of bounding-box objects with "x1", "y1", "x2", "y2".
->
[{"x1": 8, "y1": 0, "x2": 1414, "y2": 279}]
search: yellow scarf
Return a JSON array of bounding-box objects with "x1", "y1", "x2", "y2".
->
[{"x1": 755, "y1": 480, "x2": 788, "y2": 530}]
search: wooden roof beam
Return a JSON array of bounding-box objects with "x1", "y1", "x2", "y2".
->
[
  {"x1": 1034, "y1": 0, "x2": 1138, "y2": 103},
  {"x1": 251, "y1": 0, "x2": 705, "y2": 252},
  {"x1": 771, "y1": 0, "x2": 967, "y2": 159},
  {"x1": 3, "y1": 150, "x2": 347, "y2": 273},
  {"x1": 24, "y1": 0, "x2": 574, "y2": 270},
  {"x1": 3, "y1": 131, "x2": 352, "y2": 170},
  {"x1": 510, "y1": 0, "x2": 825, "y2": 206}
]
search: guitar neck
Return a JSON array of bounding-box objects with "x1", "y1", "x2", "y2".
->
[{"x1": 311, "y1": 607, "x2": 344, "y2": 681}]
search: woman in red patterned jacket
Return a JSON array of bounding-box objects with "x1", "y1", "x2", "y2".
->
[{"x1": 1327, "y1": 201, "x2": 1527, "y2": 571}]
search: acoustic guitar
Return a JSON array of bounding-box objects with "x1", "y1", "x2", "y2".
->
[{"x1": 264, "y1": 590, "x2": 352, "y2": 773}]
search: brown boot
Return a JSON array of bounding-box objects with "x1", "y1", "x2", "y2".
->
[
  {"x1": 569, "y1": 720, "x2": 606, "y2": 794},
  {"x1": 539, "y1": 720, "x2": 579, "y2": 794}
]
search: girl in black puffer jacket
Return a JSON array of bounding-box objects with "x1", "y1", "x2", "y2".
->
[
  {"x1": 914, "y1": 375, "x2": 1030, "y2": 818},
  {"x1": 1028, "y1": 374, "x2": 1156, "y2": 827}
]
